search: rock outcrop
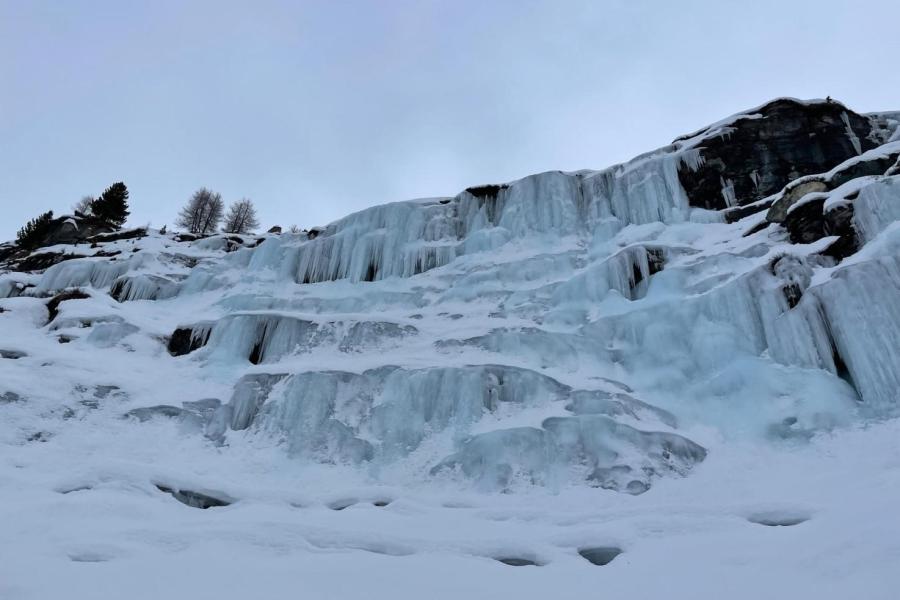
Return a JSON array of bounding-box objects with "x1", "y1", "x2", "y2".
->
[{"x1": 676, "y1": 98, "x2": 879, "y2": 211}]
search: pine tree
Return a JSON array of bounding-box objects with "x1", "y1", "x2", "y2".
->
[
  {"x1": 16, "y1": 211, "x2": 55, "y2": 250},
  {"x1": 93, "y1": 182, "x2": 130, "y2": 228},
  {"x1": 222, "y1": 199, "x2": 260, "y2": 234}
]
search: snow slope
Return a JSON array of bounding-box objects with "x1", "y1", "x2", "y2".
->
[{"x1": 1, "y1": 99, "x2": 899, "y2": 599}]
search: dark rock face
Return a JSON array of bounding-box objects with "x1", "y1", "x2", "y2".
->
[
  {"x1": 827, "y1": 151, "x2": 899, "y2": 188},
  {"x1": 782, "y1": 199, "x2": 858, "y2": 261},
  {"x1": 887, "y1": 156, "x2": 900, "y2": 176},
  {"x1": 40, "y1": 215, "x2": 117, "y2": 246},
  {"x1": 167, "y1": 326, "x2": 211, "y2": 356},
  {"x1": 629, "y1": 246, "x2": 665, "y2": 297},
  {"x1": 770, "y1": 255, "x2": 814, "y2": 309},
  {"x1": 465, "y1": 184, "x2": 508, "y2": 199},
  {"x1": 2, "y1": 220, "x2": 145, "y2": 272},
  {"x1": 725, "y1": 199, "x2": 776, "y2": 223},
  {"x1": 0, "y1": 243, "x2": 18, "y2": 264},
  {"x1": 677, "y1": 99, "x2": 877, "y2": 211},
  {"x1": 14, "y1": 252, "x2": 87, "y2": 273},
  {"x1": 464, "y1": 184, "x2": 509, "y2": 226},
  {"x1": 765, "y1": 180, "x2": 829, "y2": 224}
]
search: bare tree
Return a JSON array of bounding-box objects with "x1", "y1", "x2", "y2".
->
[
  {"x1": 288, "y1": 224, "x2": 303, "y2": 234},
  {"x1": 73, "y1": 196, "x2": 95, "y2": 216},
  {"x1": 176, "y1": 188, "x2": 224, "y2": 234},
  {"x1": 222, "y1": 198, "x2": 260, "y2": 234}
]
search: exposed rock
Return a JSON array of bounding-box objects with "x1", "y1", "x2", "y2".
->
[
  {"x1": 887, "y1": 156, "x2": 900, "y2": 176},
  {"x1": 86, "y1": 227, "x2": 147, "y2": 244},
  {"x1": 0, "y1": 349, "x2": 27, "y2": 359},
  {"x1": 629, "y1": 246, "x2": 665, "y2": 296},
  {"x1": 0, "y1": 242, "x2": 18, "y2": 264},
  {"x1": 770, "y1": 255, "x2": 813, "y2": 309},
  {"x1": 40, "y1": 215, "x2": 117, "y2": 246},
  {"x1": 766, "y1": 180, "x2": 829, "y2": 224},
  {"x1": 268, "y1": 226, "x2": 282, "y2": 234},
  {"x1": 167, "y1": 325, "x2": 212, "y2": 356},
  {"x1": 1, "y1": 216, "x2": 122, "y2": 272},
  {"x1": 782, "y1": 198, "x2": 858, "y2": 260},
  {"x1": 828, "y1": 151, "x2": 899, "y2": 188},
  {"x1": 173, "y1": 232, "x2": 203, "y2": 242},
  {"x1": 724, "y1": 199, "x2": 776, "y2": 223},
  {"x1": 677, "y1": 99, "x2": 878, "y2": 210},
  {"x1": 465, "y1": 183, "x2": 508, "y2": 199},
  {"x1": 767, "y1": 145, "x2": 900, "y2": 223},
  {"x1": 46, "y1": 289, "x2": 90, "y2": 323},
  {"x1": 14, "y1": 251, "x2": 87, "y2": 273}
]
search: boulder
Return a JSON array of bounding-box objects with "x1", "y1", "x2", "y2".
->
[{"x1": 782, "y1": 198, "x2": 858, "y2": 260}]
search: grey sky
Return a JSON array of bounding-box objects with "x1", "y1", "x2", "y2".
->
[{"x1": 1, "y1": 0, "x2": 897, "y2": 240}]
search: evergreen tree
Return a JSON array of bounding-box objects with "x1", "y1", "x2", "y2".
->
[
  {"x1": 93, "y1": 182, "x2": 130, "y2": 228},
  {"x1": 16, "y1": 211, "x2": 54, "y2": 250}
]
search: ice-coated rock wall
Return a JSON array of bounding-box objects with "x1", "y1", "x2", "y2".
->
[{"x1": 2, "y1": 97, "x2": 898, "y2": 493}]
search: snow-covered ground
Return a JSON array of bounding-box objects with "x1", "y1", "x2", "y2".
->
[
  {"x1": 2, "y1": 413, "x2": 900, "y2": 599},
  {"x1": 2, "y1": 100, "x2": 899, "y2": 598}
]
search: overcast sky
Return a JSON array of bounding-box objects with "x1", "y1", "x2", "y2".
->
[{"x1": 1, "y1": 0, "x2": 897, "y2": 240}]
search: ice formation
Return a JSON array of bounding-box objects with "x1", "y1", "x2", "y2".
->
[{"x1": 2, "y1": 98, "x2": 899, "y2": 497}]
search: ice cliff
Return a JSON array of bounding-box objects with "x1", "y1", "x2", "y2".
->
[{"x1": 2, "y1": 97, "x2": 899, "y2": 494}]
